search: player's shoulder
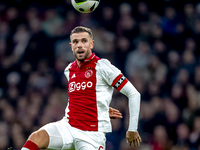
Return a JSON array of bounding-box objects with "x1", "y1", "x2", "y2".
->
[
  {"x1": 97, "y1": 58, "x2": 112, "y2": 66},
  {"x1": 64, "y1": 62, "x2": 75, "y2": 72},
  {"x1": 96, "y1": 58, "x2": 119, "y2": 73}
]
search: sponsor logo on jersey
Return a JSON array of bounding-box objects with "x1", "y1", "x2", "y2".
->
[
  {"x1": 69, "y1": 81, "x2": 93, "y2": 92},
  {"x1": 71, "y1": 73, "x2": 76, "y2": 79},
  {"x1": 85, "y1": 70, "x2": 93, "y2": 78}
]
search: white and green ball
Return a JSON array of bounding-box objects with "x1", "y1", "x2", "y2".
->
[{"x1": 71, "y1": 0, "x2": 100, "y2": 13}]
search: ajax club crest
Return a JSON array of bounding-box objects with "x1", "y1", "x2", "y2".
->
[{"x1": 85, "y1": 70, "x2": 93, "y2": 78}]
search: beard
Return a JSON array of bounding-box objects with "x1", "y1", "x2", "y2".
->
[{"x1": 73, "y1": 49, "x2": 91, "y2": 62}]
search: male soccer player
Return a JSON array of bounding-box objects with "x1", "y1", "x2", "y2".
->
[{"x1": 21, "y1": 26, "x2": 141, "y2": 150}]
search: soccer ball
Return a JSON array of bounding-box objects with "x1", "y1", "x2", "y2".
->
[{"x1": 71, "y1": 0, "x2": 100, "y2": 13}]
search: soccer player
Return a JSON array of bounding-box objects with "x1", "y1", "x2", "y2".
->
[{"x1": 21, "y1": 26, "x2": 142, "y2": 150}]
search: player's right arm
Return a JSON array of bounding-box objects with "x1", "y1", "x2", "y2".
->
[{"x1": 109, "y1": 107, "x2": 123, "y2": 119}]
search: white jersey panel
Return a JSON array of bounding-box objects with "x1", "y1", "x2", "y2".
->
[
  {"x1": 95, "y1": 59, "x2": 122, "y2": 132},
  {"x1": 64, "y1": 62, "x2": 72, "y2": 81},
  {"x1": 64, "y1": 63, "x2": 72, "y2": 119}
]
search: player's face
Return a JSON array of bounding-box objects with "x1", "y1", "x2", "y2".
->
[{"x1": 70, "y1": 32, "x2": 94, "y2": 62}]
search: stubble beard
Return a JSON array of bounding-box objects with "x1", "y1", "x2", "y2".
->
[{"x1": 74, "y1": 49, "x2": 91, "y2": 62}]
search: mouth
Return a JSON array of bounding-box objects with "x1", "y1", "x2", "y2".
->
[
  {"x1": 76, "y1": 50, "x2": 85, "y2": 57},
  {"x1": 77, "y1": 51, "x2": 84, "y2": 54}
]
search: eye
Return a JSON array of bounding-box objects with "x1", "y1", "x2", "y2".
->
[
  {"x1": 82, "y1": 38, "x2": 87, "y2": 43},
  {"x1": 73, "y1": 40, "x2": 78, "y2": 44}
]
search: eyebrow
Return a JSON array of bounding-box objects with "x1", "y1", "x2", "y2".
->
[
  {"x1": 72, "y1": 38, "x2": 88, "y2": 43},
  {"x1": 72, "y1": 39, "x2": 78, "y2": 43}
]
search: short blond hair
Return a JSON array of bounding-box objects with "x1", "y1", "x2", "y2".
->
[{"x1": 70, "y1": 26, "x2": 93, "y2": 40}]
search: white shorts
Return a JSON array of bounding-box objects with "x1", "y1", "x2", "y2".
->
[{"x1": 40, "y1": 117, "x2": 106, "y2": 150}]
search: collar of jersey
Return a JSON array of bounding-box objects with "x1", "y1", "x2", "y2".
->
[
  {"x1": 85, "y1": 53, "x2": 95, "y2": 62},
  {"x1": 75, "y1": 53, "x2": 95, "y2": 67}
]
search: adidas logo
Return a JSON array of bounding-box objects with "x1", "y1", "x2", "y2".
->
[{"x1": 72, "y1": 74, "x2": 76, "y2": 79}]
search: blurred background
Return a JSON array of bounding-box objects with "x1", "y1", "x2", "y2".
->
[{"x1": 0, "y1": 0, "x2": 200, "y2": 149}]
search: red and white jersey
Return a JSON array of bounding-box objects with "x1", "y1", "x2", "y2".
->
[{"x1": 64, "y1": 53, "x2": 128, "y2": 132}]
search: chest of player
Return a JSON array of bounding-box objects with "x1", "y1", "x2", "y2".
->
[{"x1": 68, "y1": 65, "x2": 97, "y2": 93}]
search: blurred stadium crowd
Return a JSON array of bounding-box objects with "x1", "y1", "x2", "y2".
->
[{"x1": 0, "y1": 0, "x2": 200, "y2": 149}]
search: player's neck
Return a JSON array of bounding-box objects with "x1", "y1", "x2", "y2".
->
[
  {"x1": 77, "y1": 60, "x2": 84, "y2": 68},
  {"x1": 76, "y1": 53, "x2": 93, "y2": 67}
]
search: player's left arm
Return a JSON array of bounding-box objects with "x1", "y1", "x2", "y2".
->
[
  {"x1": 97, "y1": 59, "x2": 142, "y2": 146},
  {"x1": 115, "y1": 76, "x2": 142, "y2": 147}
]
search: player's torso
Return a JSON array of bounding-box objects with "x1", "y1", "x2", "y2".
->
[
  {"x1": 68, "y1": 61, "x2": 97, "y2": 100},
  {"x1": 65, "y1": 55, "x2": 112, "y2": 132}
]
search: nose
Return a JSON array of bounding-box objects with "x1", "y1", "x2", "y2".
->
[{"x1": 77, "y1": 41, "x2": 83, "y2": 48}]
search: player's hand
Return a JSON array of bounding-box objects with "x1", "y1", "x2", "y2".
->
[
  {"x1": 109, "y1": 107, "x2": 123, "y2": 119},
  {"x1": 126, "y1": 131, "x2": 142, "y2": 147}
]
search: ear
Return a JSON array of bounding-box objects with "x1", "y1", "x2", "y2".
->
[
  {"x1": 69, "y1": 42, "x2": 73, "y2": 51},
  {"x1": 69, "y1": 36, "x2": 72, "y2": 48},
  {"x1": 90, "y1": 40, "x2": 94, "y2": 49}
]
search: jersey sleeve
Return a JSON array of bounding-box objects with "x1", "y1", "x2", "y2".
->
[
  {"x1": 64, "y1": 62, "x2": 72, "y2": 81},
  {"x1": 120, "y1": 81, "x2": 141, "y2": 131},
  {"x1": 97, "y1": 59, "x2": 128, "y2": 90}
]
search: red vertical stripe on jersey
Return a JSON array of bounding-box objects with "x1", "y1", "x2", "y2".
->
[{"x1": 67, "y1": 54, "x2": 100, "y2": 131}]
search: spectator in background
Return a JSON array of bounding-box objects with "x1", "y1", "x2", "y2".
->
[
  {"x1": 189, "y1": 116, "x2": 200, "y2": 149},
  {"x1": 183, "y1": 3, "x2": 196, "y2": 34},
  {"x1": 170, "y1": 82, "x2": 187, "y2": 111},
  {"x1": 0, "y1": 122, "x2": 9, "y2": 150},
  {"x1": 11, "y1": 123, "x2": 26, "y2": 149},
  {"x1": 175, "y1": 123, "x2": 190, "y2": 147},
  {"x1": 161, "y1": 6, "x2": 180, "y2": 35},
  {"x1": 100, "y1": 6, "x2": 116, "y2": 32},
  {"x1": 165, "y1": 50, "x2": 181, "y2": 92},
  {"x1": 125, "y1": 40, "x2": 151, "y2": 80},
  {"x1": 106, "y1": 118, "x2": 125, "y2": 150},
  {"x1": 151, "y1": 125, "x2": 173, "y2": 150},
  {"x1": 116, "y1": 3, "x2": 138, "y2": 42},
  {"x1": 135, "y1": 21, "x2": 150, "y2": 43},
  {"x1": 181, "y1": 50, "x2": 196, "y2": 75},
  {"x1": 193, "y1": 65, "x2": 200, "y2": 90},
  {"x1": 92, "y1": 26, "x2": 116, "y2": 61},
  {"x1": 146, "y1": 55, "x2": 167, "y2": 89},
  {"x1": 115, "y1": 36, "x2": 132, "y2": 75},
  {"x1": 135, "y1": 1, "x2": 149, "y2": 23},
  {"x1": 164, "y1": 99, "x2": 182, "y2": 144},
  {"x1": 151, "y1": 39, "x2": 168, "y2": 65},
  {"x1": 42, "y1": 8, "x2": 64, "y2": 37},
  {"x1": 63, "y1": 11, "x2": 79, "y2": 35}
]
